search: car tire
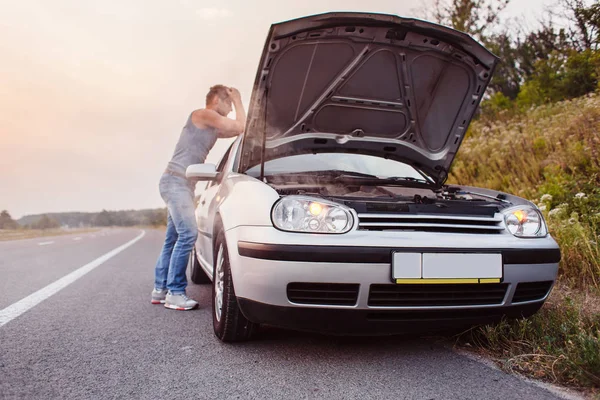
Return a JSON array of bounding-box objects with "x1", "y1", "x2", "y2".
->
[
  {"x1": 189, "y1": 247, "x2": 211, "y2": 284},
  {"x1": 212, "y1": 230, "x2": 257, "y2": 342}
]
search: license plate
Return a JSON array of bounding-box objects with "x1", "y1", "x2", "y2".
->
[{"x1": 392, "y1": 252, "x2": 503, "y2": 284}]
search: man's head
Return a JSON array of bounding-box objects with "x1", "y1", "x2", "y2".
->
[{"x1": 206, "y1": 84, "x2": 232, "y2": 116}]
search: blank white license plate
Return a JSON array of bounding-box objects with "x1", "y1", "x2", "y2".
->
[
  {"x1": 422, "y1": 253, "x2": 502, "y2": 279},
  {"x1": 392, "y1": 252, "x2": 503, "y2": 283}
]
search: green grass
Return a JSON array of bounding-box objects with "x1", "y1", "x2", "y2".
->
[
  {"x1": 448, "y1": 93, "x2": 600, "y2": 391},
  {"x1": 450, "y1": 93, "x2": 600, "y2": 290}
]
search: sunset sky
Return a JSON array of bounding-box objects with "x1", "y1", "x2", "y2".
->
[{"x1": 0, "y1": 0, "x2": 553, "y2": 218}]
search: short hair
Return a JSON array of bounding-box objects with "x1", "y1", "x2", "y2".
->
[{"x1": 206, "y1": 84, "x2": 230, "y2": 106}]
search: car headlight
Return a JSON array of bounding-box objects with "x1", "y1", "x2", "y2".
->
[
  {"x1": 271, "y1": 196, "x2": 354, "y2": 234},
  {"x1": 502, "y1": 206, "x2": 547, "y2": 237}
]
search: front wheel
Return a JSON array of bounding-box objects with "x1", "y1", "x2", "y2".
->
[{"x1": 212, "y1": 231, "x2": 257, "y2": 342}]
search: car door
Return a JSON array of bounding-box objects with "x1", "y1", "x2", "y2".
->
[{"x1": 195, "y1": 142, "x2": 235, "y2": 269}]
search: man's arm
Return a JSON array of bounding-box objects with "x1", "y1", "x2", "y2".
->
[
  {"x1": 219, "y1": 88, "x2": 246, "y2": 138},
  {"x1": 193, "y1": 109, "x2": 244, "y2": 135},
  {"x1": 191, "y1": 88, "x2": 246, "y2": 138}
]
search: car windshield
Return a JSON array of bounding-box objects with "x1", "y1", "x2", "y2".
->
[{"x1": 245, "y1": 153, "x2": 428, "y2": 181}]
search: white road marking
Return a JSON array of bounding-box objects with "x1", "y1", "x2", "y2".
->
[
  {"x1": 0, "y1": 230, "x2": 146, "y2": 328},
  {"x1": 38, "y1": 241, "x2": 54, "y2": 246},
  {"x1": 73, "y1": 237, "x2": 82, "y2": 241}
]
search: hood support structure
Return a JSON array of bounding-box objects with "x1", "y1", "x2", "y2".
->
[{"x1": 239, "y1": 12, "x2": 499, "y2": 184}]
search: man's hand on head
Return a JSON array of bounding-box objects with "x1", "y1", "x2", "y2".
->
[
  {"x1": 192, "y1": 85, "x2": 246, "y2": 139},
  {"x1": 226, "y1": 87, "x2": 241, "y2": 102}
]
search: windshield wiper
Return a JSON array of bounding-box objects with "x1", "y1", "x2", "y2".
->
[
  {"x1": 387, "y1": 176, "x2": 430, "y2": 184},
  {"x1": 324, "y1": 171, "x2": 432, "y2": 182},
  {"x1": 264, "y1": 170, "x2": 379, "y2": 180},
  {"x1": 263, "y1": 171, "x2": 435, "y2": 188},
  {"x1": 315, "y1": 171, "x2": 436, "y2": 187},
  {"x1": 331, "y1": 175, "x2": 436, "y2": 189},
  {"x1": 412, "y1": 168, "x2": 437, "y2": 185},
  {"x1": 326, "y1": 170, "x2": 381, "y2": 179},
  {"x1": 456, "y1": 190, "x2": 512, "y2": 204}
]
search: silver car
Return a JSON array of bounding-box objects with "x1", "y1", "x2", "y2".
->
[{"x1": 186, "y1": 12, "x2": 561, "y2": 342}]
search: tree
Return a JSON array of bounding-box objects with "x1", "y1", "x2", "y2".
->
[
  {"x1": 426, "y1": 0, "x2": 510, "y2": 41},
  {"x1": 33, "y1": 215, "x2": 60, "y2": 230},
  {"x1": 516, "y1": 49, "x2": 600, "y2": 108},
  {"x1": 0, "y1": 210, "x2": 18, "y2": 229},
  {"x1": 561, "y1": 0, "x2": 600, "y2": 51},
  {"x1": 514, "y1": 25, "x2": 571, "y2": 80},
  {"x1": 149, "y1": 209, "x2": 168, "y2": 227},
  {"x1": 484, "y1": 32, "x2": 522, "y2": 99},
  {"x1": 486, "y1": 22, "x2": 572, "y2": 100},
  {"x1": 93, "y1": 210, "x2": 114, "y2": 227},
  {"x1": 420, "y1": 0, "x2": 518, "y2": 99}
]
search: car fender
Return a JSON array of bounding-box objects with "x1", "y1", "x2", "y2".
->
[{"x1": 215, "y1": 174, "x2": 280, "y2": 233}]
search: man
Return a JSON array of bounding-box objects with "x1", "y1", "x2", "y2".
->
[{"x1": 152, "y1": 85, "x2": 246, "y2": 310}]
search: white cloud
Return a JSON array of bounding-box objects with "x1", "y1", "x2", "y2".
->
[{"x1": 196, "y1": 7, "x2": 231, "y2": 20}]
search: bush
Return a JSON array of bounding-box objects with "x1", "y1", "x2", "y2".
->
[
  {"x1": 0, "y1": 210, "x2": 18, "y2": 229},
  {"x1": 479, "y1": 92, "x2": 515, "y2": 121},
  {"x1": 32, "y1": 215, "x2": 60, "y2": 230},
  {"x1": 516, "y1": 50, "x2": 600, "y2": 109},
  {"x1": 450, "y1": 93, "x2": 600, "y2": 289},
  {"x1": 457, "y1": 288, "x2": 600, "y2": 388}
]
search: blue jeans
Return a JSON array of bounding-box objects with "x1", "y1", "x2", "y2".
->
[{"x1": 154, "y1": 173, "x2": 198, "y2": 294}]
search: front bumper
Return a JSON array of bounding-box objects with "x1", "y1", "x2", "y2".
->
[
  {"x1": 225, "y1": 226, "x2": 560, "y2": 333},
  {"x1": 238, "y1": 298, "x2": 545, "y2": 335}
]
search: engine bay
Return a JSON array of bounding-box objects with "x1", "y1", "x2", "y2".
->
[{"x1": 268, "y1": 179, "x2": 510, "y2": 216}]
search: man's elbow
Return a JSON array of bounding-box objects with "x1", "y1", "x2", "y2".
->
[
  {"x1": 219, "y1": 130, "x2": 243, "y2": 139},
  {"x1": 230, "y1": 123, "x2": 245, "y2": 136}
]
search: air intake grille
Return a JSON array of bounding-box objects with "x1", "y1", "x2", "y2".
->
[
  {"x1": 368, "y1": 283, "x2": 508, "y2": 307},
  {"x1": 512, "y1": 281, "x2": 553, "y2": 303},
  {"x1": 287, "y1": 283, "x2": 359, "y2": 306},
  {"x1": 357, "y1": 213, "x2": 504, "y2": 234}
]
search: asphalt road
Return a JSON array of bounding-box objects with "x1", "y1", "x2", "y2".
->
[{"x1": 0, "y1": 228, "x2": 578, "y2": 400}]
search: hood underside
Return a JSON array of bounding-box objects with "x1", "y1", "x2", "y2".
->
[{"x1": 239, "y1": 12, "x2": 499, "y2": 184}]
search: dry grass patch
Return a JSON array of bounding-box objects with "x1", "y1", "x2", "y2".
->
[
  {"x1": 448, "y1": 93, "x2": 600, "y2": 393},
  {"x1": 454, "y1": 285, "x2": 600, "y2": 392}
]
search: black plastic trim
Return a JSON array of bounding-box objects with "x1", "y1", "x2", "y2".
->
[
  {"x1": 368, "y1": 283, "x2": 508, "y2": 307},
  {"x1": 237, "y1": 242, "x2": 561, "y2": 265},
  {"x1": 287, "y1": 282, "x2": 360, "y2": 306},
  {"x1": 237, "y1": 298, "x2": 544, "y2": 335},
  {"x1": 512, "y1": 281, "x2": 554, "y2": 303}
]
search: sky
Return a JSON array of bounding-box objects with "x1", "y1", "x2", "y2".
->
[{"x1": 0, "y1": 0, "x2": 554, "y2": 218}]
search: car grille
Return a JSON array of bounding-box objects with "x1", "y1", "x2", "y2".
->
[
  {"x1": 368, "y1": 283, "x2": 508, "y2": 307},
  {"x1": 357, "y1": 213, "x2": 505, "y2": 234},
  {"x1": 512, "y1": 281, "x2": 553, "y2": 303},
  {"x1": 287, "y1": 283, "x2": 360, "y2": 306}
]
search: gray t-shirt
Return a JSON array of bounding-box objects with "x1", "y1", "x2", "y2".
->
[{"x1": 167, "y1": 113, "x2": 218, "y2": 175}]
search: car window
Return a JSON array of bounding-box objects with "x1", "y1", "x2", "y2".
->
[
  {"x1": 204, "y1": 143, "x2": 234, "y2": 189},
  {"x1": 231, "y1": 136, "x2": 244, "y2": 172},
  {"x1": 245, "y1": 153, "x2": 425, "y2": 180},
  {"x1": 216, "y1": 145, "x2": 233, "y2": 173}
]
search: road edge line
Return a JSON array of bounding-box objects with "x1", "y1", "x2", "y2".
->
[{"x1": 0, "y1": 230, "x2": 146, "y2": 327}]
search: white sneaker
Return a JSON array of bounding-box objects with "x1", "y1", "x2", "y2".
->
[
  {"x1": 164, "y1": 292, "x2": 199, "y2": 311},
  {"x1": 151, "y1": 288, "x2": 168, "y2": 304}
]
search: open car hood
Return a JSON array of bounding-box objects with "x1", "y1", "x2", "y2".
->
[{"x1": 239, "y1": 12, "x2": 499, "y2": 185}]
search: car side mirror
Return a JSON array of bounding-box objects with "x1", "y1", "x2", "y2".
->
[{"x1": 186, "y1": 163, "x2": 218, "y2": 181}]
